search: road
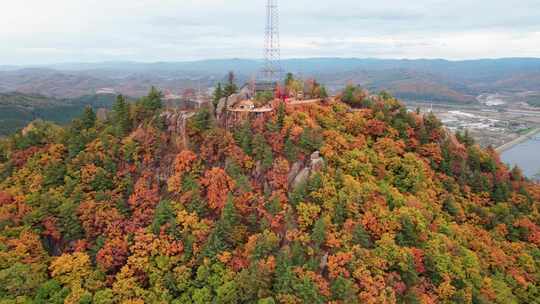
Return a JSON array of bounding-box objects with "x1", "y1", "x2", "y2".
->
[
  {"x1": 406, "y1": 101, "x2": 540, "y2": 116},
  {"x1": 496, "y1": 128, "x2": 540, "y2": 153}
]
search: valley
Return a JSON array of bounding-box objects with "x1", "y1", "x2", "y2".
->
[
  {"x1": 0, "y1": 92, "x2": 120, "y2": 136},
  {"x1": 409, "y1": 92, "x2": 540, "y2": 148},
  {"x1": 409, "y1": 93, "x2": 540, "y2": 180}
]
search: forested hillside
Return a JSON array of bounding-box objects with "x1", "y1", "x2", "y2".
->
[
  {"x1": 0, "y1": 86, "x2": 539, "y2": 304},
  {"x1": 0, "y1": 93, "x2": 119, "y2": 136}
]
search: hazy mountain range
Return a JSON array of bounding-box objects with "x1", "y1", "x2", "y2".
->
[{"x1": 1, "y1": 58, "x2": 540, "y2": 103}]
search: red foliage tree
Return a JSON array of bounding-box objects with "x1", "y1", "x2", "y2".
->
[
  {"x1": 0, "y1": 191, "x2": 13, "y2": 206},
  {"x1": 11, "y1": 146, "x2": 47, "y2": 167},
  {"x1": 96, "y1": 237, "x2": 129, "y2": 273},
  {"x1": 78, "y1": 200, "x2": 125, "y2": 239},
  {"x1": 168, "y1": 150, "x2": 198, "y2": 194},
  {"x1": 42, "y1": 216, "x2": 62, "y2": 243},
  {"x1": 365, "y1": 119, "x2": 387, "y2": 137},
  {"x1": 411, "y1": 247, "x2": 426, "y2": 274},
  {"x1": 173, "y1": 150, "x2": 198, "y2": 173},
  {"x1": 128, "y1": 172, "x2": 160, "y2": 230},
  {"x1": 200, "y1": 129, "x2": 235, "y2": 165},
  {"x1": 268, "y1": 158, "x2": 290, "y2": 191},
  {"x1": 201, "y1": 167, "x2": 235, "y2": 211}
]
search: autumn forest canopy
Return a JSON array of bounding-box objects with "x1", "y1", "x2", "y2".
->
[{"x1": 0, "y1": 78, "x2": 539, "y2": 304}]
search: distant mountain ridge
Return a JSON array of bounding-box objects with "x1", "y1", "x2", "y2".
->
[
  {"x1": 1, "y1": 58, "x2": 540, "y2": 102},
  {"x1": 13, "y1": 57, "x2": 540, "y2": 75}
]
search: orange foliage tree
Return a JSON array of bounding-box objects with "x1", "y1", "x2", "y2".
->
[{"x1": 201, "y1": 167, "x2": 235, "y2": 211}]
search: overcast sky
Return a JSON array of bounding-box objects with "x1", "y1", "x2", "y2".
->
[{"x1": 1, "y1": 0, "x2": 540, "y2": 64}]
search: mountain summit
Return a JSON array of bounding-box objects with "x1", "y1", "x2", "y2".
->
[{"x1": 0, "y1": 87, "x2": 538, "y2": 303}]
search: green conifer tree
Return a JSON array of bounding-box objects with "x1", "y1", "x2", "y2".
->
[
  {"x1": 203, "y1": 194, "x2": 239, "y2": 257},
  {"x1": 213, "y1": 83, "x2": 223, "y2": 108},
  {"x1": 81, "y1": 106, "x2": 96, "y2": 129},
  {"x1": 223, "y1": 72, "x2": 238, "y2": 97},
  {"x1": 112, "y1": 95, "x2": 131, "y2": 136}
]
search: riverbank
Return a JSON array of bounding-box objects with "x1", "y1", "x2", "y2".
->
[{"x1": 496, "y1": 127, "x2": 540, "y2": 153}]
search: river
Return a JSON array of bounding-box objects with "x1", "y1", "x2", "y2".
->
[{"x1": 501, "y1": 133, "x2": 540, "y2": 181}]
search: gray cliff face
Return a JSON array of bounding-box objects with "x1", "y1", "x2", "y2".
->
[
  {"x1": 215, "y1": 96, "x2": 229, "y2": 122},
  {"x1": 160, "y1": 110, "x2": 195, "y2": 149},
  {"x1": 153, "y1": 110, "x2": 197, "y2": 183},
  {"x1": 161, "y1": 110, "x2": 194, "y2": 134},
  {"x1": 290, "y1": 151, "x2": 325, "y2": 189},
  {"x1": 288, "y1": 161, "x2": 303, "y2": 185}
]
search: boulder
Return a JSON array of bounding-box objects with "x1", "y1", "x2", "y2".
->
[
  {"x1": 227, "y1": 93, "x2": 242, "y2": 108},
  {"x1": 239, "y1": 86, "x2": 251, "y2": 99},
  {"x1": 216, "y1": 96, "x2": 228, "y2": 119},
  {"x1": 21, "y1": 123, "x2": 37, "y2": 136},
  {"x1": 320, "y1": 252, "x2": 329, "y2": 270},
  {"x1": 288, "y1": 161, "x2": 303, "y2": 185},
  {"x1": 216, "y1": 93, "x2": 244, "y2": 121},
  {"x1": 160, "y1": 110, "x2": 195, "y2": 149},
  {"x1": 310, "y1": 151, "x2": 325, "y2": 172},
  {"x1": 292, "y1": 167, "x2": 310, "y2": 189},
  {"x1": 160, "y1": 110, "x2": 194, "y2": 134},
  {"x1": 290, "y1": 151, "x2": 325, "y2": 190},
  {"x1": 253, "y1": 160, "x2": 264, "y2": 180}
]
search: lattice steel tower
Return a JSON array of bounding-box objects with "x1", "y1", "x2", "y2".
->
[{"x1": 262, "y1": 0, "x2": 281, "y2": 82}]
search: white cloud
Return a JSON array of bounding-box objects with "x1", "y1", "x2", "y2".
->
[{"x1": 0, "y1": 0, "x2": 539, "y2": 64}]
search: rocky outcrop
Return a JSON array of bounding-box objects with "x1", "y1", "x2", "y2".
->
[
  {"x1": 290, "y1": 151, "x2": 326, "y2": 189},
  {"x1": 288, "y1": 161, "x2": 303, "y2": 185},
  {"x1": 153, "y1": 110, "x2": 197, "y2": 183},
  {"x1": 238, "y1": 85, "x2": 252, "y2": 100},
  {"x1": 160, "y1": 110, "x2": 195, "y2": 149},
  {"x1": 292, "y1": 168, "x2": 311, "y2": 189},
  {"x1": 216, "y1": 96, "x2": 228, "y2": 120},
  {"x1": 216, "y1": 87, "x2": 252, "y2": 121},
  {"x1": 310, "y1": 151, "x2": 325, "y2": 172},
  {"x1": 161, "y1": 110, "x2": 195, "y2": 134},
  {"x1": 21, "y1": 122, "x2": 37, "y2": 136}
]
